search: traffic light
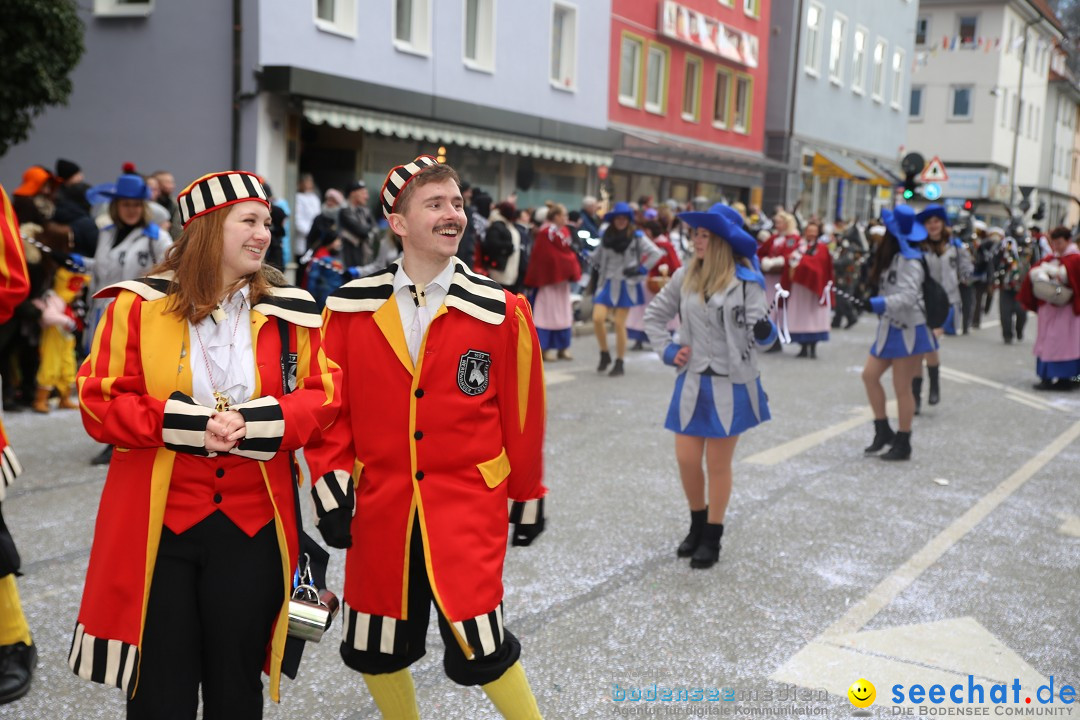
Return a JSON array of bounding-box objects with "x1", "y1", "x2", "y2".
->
[
  {"x1": 902, "y1": 173, "x2": 919, "y2": 200},
  {"x1": 962, "y1": 199, "x2": 974, "y2": 212}
]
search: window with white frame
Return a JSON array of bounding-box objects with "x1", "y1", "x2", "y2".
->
[
  {"x1": 713, "y1": 68, "x2": 732, "y2": 128},
  {"x1": 851, "y1": 27, "x2": 867, "y2": 94},
  {"x1": 958, "y1": 15, "x2": 977, "y2": 47},
  {"x1": 805, "y1": 3, "x2": 824, "y2": 76},
  {"x1": 871, "y1": 39, "x2": 886, "y2": 101},
  {"x1": 910, "y1": 86, "x2": 923, "y2": 119},
  {"x1": 619, "y1": 33, "x2": 644, "y2": 107},
  {"x1": 551, "y1": 3, "x2": 577, "y2": 90},
  {"x1": 890, "y1": 49, "x2": 905, "y2": 108},
  {"x1": 915, "y1": 16, "x2": 929, "y2": 46},
  {"x1": 682, "y1": 55, "x2": 702, "y2": 121},
  {"x1": 950, "y1": 85, "x2": 973, "y2": 119},
  {"x1": 94, "y1": 0, "x2": 153, "y2": 16},
  {"x1": 829, "y1": 13, "x2": 847, "y2": 84},
  {"x1": 463, "y1": 0, "x2": 494, "y2": 71},
  {"x1": 644, "y1": 43, "x2": 669, "y2": 114},
  {"x1": 733, "y1": 74, "x2": 752, "y2": 133},
  {"x1": 744, "y1": 0, "x2": 759, "y2": 18},
  {"x1": 394, "y1": 0, "x2": 431, "y2": 54},
  {"x1": 315, "y1": 0, "x2": 356, "y2": 37}
]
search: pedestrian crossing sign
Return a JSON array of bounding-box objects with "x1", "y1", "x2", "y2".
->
[{"x1": 919, "y1": 157, "x2": 949, "y2": 183}]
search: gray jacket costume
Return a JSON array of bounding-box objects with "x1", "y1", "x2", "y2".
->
[
  {"x1": 923, "y1": 240, "x2": 972, "y2": 307},
  {"x1": 644, "y1": 266, "x2": 769, "y2": 432},
  {"x1": 873, "y1": 253, "x2": 927, "y2": 356},
  {"x1": 593, "y1": 231, "x2": 663, "y2": 305}
]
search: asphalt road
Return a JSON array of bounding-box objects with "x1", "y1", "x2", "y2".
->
[{"x1": 2, "y1": 311, "x2": 1078, "y2": 719}]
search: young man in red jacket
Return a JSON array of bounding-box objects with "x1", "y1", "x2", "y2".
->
[{"x1": 306, "y1": 156, "x2": 547, "y2": 718}]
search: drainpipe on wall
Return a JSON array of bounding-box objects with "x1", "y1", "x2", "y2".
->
[
  {"x1": 1009, "y1": 15, "x2": 1042, "y2": 213},
  {"x1": 231, "y1": 0, "x2": 242, "y2": 170},
  {"x1": 787, "y1": 0, "x2": 805, "y2": 210}
]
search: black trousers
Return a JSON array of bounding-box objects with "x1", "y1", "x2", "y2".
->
[
  {"x1": 999, "y1": 290, "x2": 1027, "y2": 341},
  {"x1": 959, "y1": 283, "x2": 974, "y2": 333},
  {"x1": 973, "y1": 282, "x2": 992, "y2": 327},
  {"x1": 341, "y1": 516, "x2": 520, "y2": 686},
  {"x1": 127, "y1": 511, "x2": 283, "y2": 720}
]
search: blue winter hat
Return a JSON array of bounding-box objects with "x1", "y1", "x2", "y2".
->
[
  {"x1": 677, "y1": 203, "x2": 758, "y2": 259},
  {"x1": 882, "y1": 205, "x2": 928, "y2": 260},
  {"x1": 603, "y1": 201, "x2": 635, "y2": 222},
  {"x1": 86, "y1": 174, "x2": 152, "y2": 205},
  {"x1": 916, "y1": 204, "x2": 948, "y2": 224}
]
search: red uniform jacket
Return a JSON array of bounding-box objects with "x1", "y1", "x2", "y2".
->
[
  {"x1": 0, "y1": 186, "x2": 30, "y2": 501},
  {"x1": 786, "y1": 242, "x2": 836, "y2": 299},
  {"x1": 1018, "y1": 252, "x2": 1080, "y2": 315},
  {"x1": 69, "y1": 275, "x2": 340, "y2": 702},
  {"x1": 305, "y1": 258, "x2": 546, "y2": 661}
]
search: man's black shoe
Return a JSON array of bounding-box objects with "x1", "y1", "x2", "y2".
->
[{"x1": 0, "y1": 642, "x2": 36, "y2": 704}]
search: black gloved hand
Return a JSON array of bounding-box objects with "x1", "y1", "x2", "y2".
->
[
  {"x1": 753, "y1": 318, "x2": 773, "y2": 341},
  {"x1": 622, "y1": 265, "x2": 646, "y2": 278},
  {"x1": 511, "y1": 517, "x2": 545, "y2": 547},
  {"x1": 316, "y1": 507, "x2": 353, "y2": 549}
]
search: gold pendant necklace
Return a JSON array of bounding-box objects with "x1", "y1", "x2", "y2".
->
[{"x1": 194, "y1": 298, "x2": 245, "y2": 412}]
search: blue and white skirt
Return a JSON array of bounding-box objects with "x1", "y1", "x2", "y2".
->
[
  {"x1": 594, "y1": 279, "x2": 644, "y2": 308},
  {"x1": 664, "y1": 372, "x2": 770, "y2": 438},
  {"x1": 1036, "y1": 358, "x2": 1080, "y2": 380},
  {"x1": 871, "y1": 322, "x2": 938, "y2": 359}
]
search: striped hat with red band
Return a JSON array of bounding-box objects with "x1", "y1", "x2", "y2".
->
[
  {"x1": 380, "y1": 155, "x2": 440, "y2": 216},
  {"x1": 178, "y1": 171, "x2": 269, "y2": 229}
]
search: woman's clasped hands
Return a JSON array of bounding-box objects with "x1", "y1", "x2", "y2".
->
[{"x1": 204, "y1": 410, "x2": 247, "y2": 453}]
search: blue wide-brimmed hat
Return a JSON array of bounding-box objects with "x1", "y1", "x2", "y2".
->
[
  {"x1": 86, "y1": 174, "x2": 153, "y2": 205},
  {"x1": 677, "y1": 203, "x2": 757, "y2": 259},
  {"x1": 882, "y1": 205, "x2": 928, "y2": 259},
  {"x1": 916, "y1": 204, "x2": 948, "y2": 224},
  {"x1": 603, "y1": 201, "x2": 635, "y2": 223}
]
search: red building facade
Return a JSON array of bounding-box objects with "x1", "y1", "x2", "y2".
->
[{"x1": 608, "y1": 0, "x2": 775, "y2": 206}]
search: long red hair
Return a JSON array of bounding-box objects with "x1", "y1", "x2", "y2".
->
[{"x1": 151, "y1": 206, "x2": 283, "y2": 323}]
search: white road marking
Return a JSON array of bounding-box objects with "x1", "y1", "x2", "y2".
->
[
  {"x1": 543, "y1": 370, "x2": 576, "y2": 386},
  {"x1": 1004, "y1": 393, "x2": 1051, "y2": 412},
  {"x1": 742, "y1": 402, "x2": 897, "y2": 466},
  {"x1": 1058, "y1": 514, "x2": 1080, "y2": 538},
  {"x1": 940, "y1": 366, "x2": 1065, "y2": 412}
]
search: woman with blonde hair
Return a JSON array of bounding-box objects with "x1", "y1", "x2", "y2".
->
[
  {"x1": 644, "y1": 204, "x2": 776, "y2": 569},
  {"x1": 70, "y1": 171, "x2": 341, "y2": 718}
]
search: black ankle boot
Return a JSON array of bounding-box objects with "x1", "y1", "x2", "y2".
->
[
  {"x1": 928, "y1": 365, "x2": 940, "y2": 405},
  {"x1": 880, "y1": 431, "x2": 912, "y2": 461},
  {"x1": 677, "y1": 508, "x2": 708, "y2": 557},
  {"x1": 864, "y1": 419, "x2": 895, "y2": 454},
  {"x1": 690, "y1": 523, "x2": 723, "y2": 569},
  {"x1": 797, "y1": 344, "x2": 809, "y2": 358},
  {"x1": 608, "y1": 358, "x2": 625, "y2": 377},
  {"x1": 597, "y1": 351, "x2": 612, "y2": 372},
  {"x1": 912, "y1": 377, "x2": 923, "y2": 415}
]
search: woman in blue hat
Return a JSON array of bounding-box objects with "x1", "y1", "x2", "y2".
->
[
  {"x1": 644, "y1": 204, "x2": 776, "y2": 569},
  {"x1": 83, "y1": 171, "x2": 173, "y2": 465},
  {"x1": 591, "y1": 202, "x2": 663, "y2": 376},
  {"x1": 911, "y1": 204, "x2": 971, "y2": 412},
  {"x1": 860, "y1": 206, "x2": 938, "y2": 461}
]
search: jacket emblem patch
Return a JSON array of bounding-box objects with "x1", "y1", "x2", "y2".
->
[{"x1": 457, "y1": 350, "x2": 491, "y2": 396}]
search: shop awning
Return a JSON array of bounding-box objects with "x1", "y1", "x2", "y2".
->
[
  {"x1": 303, "y1": 100, "x2": 614, "y2": 167},
  {"x1": 812, "y1": 151, "x2": 873, "y2": 181},
  {"x1": 855, "y1": 161, "x2": 894, "y2": 187}
]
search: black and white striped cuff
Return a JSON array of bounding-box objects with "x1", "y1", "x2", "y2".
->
[
  {"x1": 0, "y1": 445, "x2": 23, "y2": 502},
  {"x1": 69, "y1": 622, "x2": 139, "y2": 697},
  {"x1": 311, "y1": 469, "x2": 354, "y2": 519},
  {"x1": 162, "y1": 392, "x2": 213, "y2": 456},
  {"x1": 340, "y1": 602, "x2": 506, "y2": 659},
  {"x1": 508, "y1": 497, "x2": 544, "y2": 525},
  {"x1": 229, "y1": 396, "x2": 285, "y2": 461}
]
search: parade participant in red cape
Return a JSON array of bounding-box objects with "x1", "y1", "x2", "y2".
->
[
  {"x1": 524, "y1": 201, "x2": 581, "y2": 361},
  {"x1": 782, "y1": 220, "x2": 835, "y2": 359},
  {"x1": 1018, "y1": 226, "x2": 1080, "y2": 390},
  {"x1": 305, "y1": 156, "x2": 547, "y2": 719},
  {"x1": 69, "y1": 171, "x2": 341, "y2": 718},
  {"x1": 757, "y1": 210, "x2": 800, "y2": 352},
  {"x1": 0, "y1": 185, "x2": 35, "y2": 705}
]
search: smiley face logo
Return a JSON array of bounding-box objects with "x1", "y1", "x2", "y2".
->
[{"x1": 848, "y1": 678, "x2": 876, "y2": 708}]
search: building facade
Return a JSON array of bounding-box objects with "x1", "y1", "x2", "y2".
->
[
  {"x1": 1038, "y1": 50, "x2": 1080, "y2": 228},
  {"x1": 905, "y1": 0, "x2": 1064, "y2": 225},
  {"x1": 607, "y1": 0, "x2": 778, "y2": 208},
  {"x1": 0, "y1": 0, "x2": 617, "y2": 225},
  {"x1": 765, "y1": 0, "x2": 918, "y2": 223}
]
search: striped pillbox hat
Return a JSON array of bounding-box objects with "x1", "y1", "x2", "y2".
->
[
  {"x1": 380, "y1": 155, "x2": 440, "y2": 216},
  {"x1": 178, "y1": 171, "x2": 269, "y2": 229}
]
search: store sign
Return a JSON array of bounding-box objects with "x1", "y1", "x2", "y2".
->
[
  {"x1": 938, "y1": 169, "x2": 991, "y2": 199},
  {"x1": 659, "y1": 1, "x2": 759, "y2": 68}
]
